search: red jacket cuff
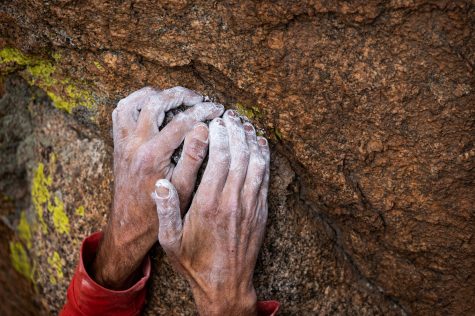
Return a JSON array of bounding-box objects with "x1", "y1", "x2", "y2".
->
[
  {"x1": 257, "y1": 300, "x2": 280, "y2": 316},
  {"x1": 60, "y1": 232, "x2": 151, "y2": 316}
]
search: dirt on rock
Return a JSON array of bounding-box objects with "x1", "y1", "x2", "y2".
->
[{"x1": 1, "y1": 1, "x2": 474, "y2": 315}]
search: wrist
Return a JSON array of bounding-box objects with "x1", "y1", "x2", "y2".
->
[
  {"x1": 193, "y1": 287, "x2": 258, "y2": 316},
  {"x1": 91, "y1": 220, "x2": 156, "y2": 289},
  {"x1": 91, "y1": 234, "x2": 137, "y2": 289}
]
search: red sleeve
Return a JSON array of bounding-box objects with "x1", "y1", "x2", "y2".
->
[
  {"x1": 60, "y1": 232, "x2": 151, "y2": 316},
  {"x1": 257, "y1": 300, "x2": 280, "y2": 315},
  {"x1": 60, "y1": 232, "x2": 280, "y2": 316}
]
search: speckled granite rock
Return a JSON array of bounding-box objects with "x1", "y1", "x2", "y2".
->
[{"x1": 1, "y1": 1, "x2": 474, "y2": 315}]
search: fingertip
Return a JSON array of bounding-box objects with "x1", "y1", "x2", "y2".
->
[
  {"x1": 214, "y1": 103, "x2": 225, "y2": 113},
  {"x1": 211, "y1": 117, "x2": 226, "y2": 128},
  {"x1": 243, "y1": 123, "x2": 255, "y2": 135},
  {"x1": 257, "y1": 136, "x2": 268, "y2": 147},
  {"x1": 225, "y1": 109, "x2": 238, "y2": 118}
]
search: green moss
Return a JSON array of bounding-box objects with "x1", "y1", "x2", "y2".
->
[
  {"x1": 31, "y1": 163, "x2": 52, "y2": 234},
  {"x1": 48, "y1": 196, "x2": 70, "y2": 235},
  {"x1": 10, "y1": 241, "x2": 33, "y2": 281},
  {"x1": 274, "y1": 128, "x2": 283, "y2": 141},
  {"x1": 75, "y1": 205, "x2": 85, "y2": 217},
  {"x1": 18, "y1": 211, "x2": 32, "y2": 249},
  {"x1": 47, "y1": 251, "x2": 64, "y2": 285},
  {"x1": 0, "y1": 47, "x2": 94, "y2": 113}
]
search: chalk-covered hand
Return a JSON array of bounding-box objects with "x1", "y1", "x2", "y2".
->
[
  {"x1": 153, "y1": 110, "x2": 270, "y2": 316},
  {"x1": 93, "y1": 87, "x2": 224, "y2": 289}
]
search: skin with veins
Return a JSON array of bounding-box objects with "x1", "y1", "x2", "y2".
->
[
  {"x1": 153, "y1": 110, "x2": 270, "y2": 316},
  {"x1": 92, "y1": 86, "x2": 224, "y2": 289}
]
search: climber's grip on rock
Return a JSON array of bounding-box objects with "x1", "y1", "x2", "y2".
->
[
  {"x1": 60, "y1": 87, "x2": 280, "y2": 316},
  {"x1": 92, "y1": 86, "x2": 223, "y2": 290},
  {"x1": 153, "y1": 111, "x2": 271, "y2": 316}
]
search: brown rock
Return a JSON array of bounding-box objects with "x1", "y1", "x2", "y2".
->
[{"x1": 0, "y1": 1, "x2": 474, "y2": 315}]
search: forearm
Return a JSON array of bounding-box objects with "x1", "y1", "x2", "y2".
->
[{"x1": 92, "y1": 194, "x2": 157, "y2": 289}]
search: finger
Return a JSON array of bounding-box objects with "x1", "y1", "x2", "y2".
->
[
  {"x1": 222, "y1": 110, "x2": 250, "y2": 199},
  {"x1": 153, "y1": 179, "x2": 183, "y2": 253},
  {"x1": 246, "y1": 136, "x2": 270, "y2": 262},
  {"x1": 257, "y1": 137, "x2": 270, "y2": 200},
  {"x1": 112, "y1": 108, "x2": 121, "y2": 144},
  {"x1": 136, "y1": 86, "x2": 203, "y2": 139},
  {"x1": 151, "y1": 102, "x2": 224, "y2": 160},
  {"x1": 242, "y1": 123, "x2": 266, "y2": 213},
  {"x1": 256, "y1": 136, "x2": 270, "y2": 225},
  {"x1": 114, "y1": 87, "x2": 158, "y2": 140},
  {"x1": 195, "y1": 118, "x2": 230, "y2": 209},
  {"x1": 171, "y1": 123, "x2": 209, "y2": 212}
]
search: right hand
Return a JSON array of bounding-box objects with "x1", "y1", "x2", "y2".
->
[{"x1": 153, "y1": 110, "x2": 270, "y2": 316}]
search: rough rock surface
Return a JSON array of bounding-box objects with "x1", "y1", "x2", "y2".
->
[{"x1": 1, "y1": 1, "x2": 474, "y2": 315}]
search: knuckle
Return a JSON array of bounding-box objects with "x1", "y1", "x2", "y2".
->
[
  {"x1": 185, "y1": 139, "x2": 207, "y2": 162},
  {"x1": 234, "y1": 149, "x2": 250, "y2": 165},
  {"x1": 159, "y1": 232, "x2": 178, "y2": 250},
  {"x1": 133, "y1": 147, "x2": 155, "y2": 172},
  {"x1": 117, "y1": 97, "x2": 128, "y2": 107},
  {"x1": 216, "y1": 152, "x2": 231, "y2": 164},
  {"x1": 251, "y1": 155, "x2": 266, "y2": 169},
  {"x1": 172, "y1": 86, "x2": 186, "y2": 92},
  {"x1": 174, "y1": 112, "x2": 188, "y2": 122},
  {"x1": 140, "y1": 86, "x2": 156, "y2": 93},
  {"x1": 165, "y1": 86, "x2": 186, "y2": 98},
  {"x1": 197, "y1": 198, "x2": 218, "y2": 214},
  {"x1": 224, "y1": 199, "x2": 241, "y2": 215}
]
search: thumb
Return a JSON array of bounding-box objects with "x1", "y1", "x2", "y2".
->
[{"x1": 152, "y1": 179, "x2": 183, "y2": 252}]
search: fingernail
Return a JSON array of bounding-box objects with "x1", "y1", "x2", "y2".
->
[
  {"x1": 215, "y1": 118, "x2": 225, "y2": 127},
  {"x1": 155, "y1": 180, "x2": 170, "y2": 198},
  {"x1": 194, "y1": 124, "x2": 209, "y2": 142},
  {"x1": 244, "y1": 123, "x2": 254, "y2": 134},
  {"x1": 227, "y1": 110, "x2": 237, "y2": 117},
  {"x1": 257, "y1": 137, "x2": 268, "y2": 146}
]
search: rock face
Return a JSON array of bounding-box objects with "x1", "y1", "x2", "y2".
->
[{"x1": 1, "y1": 1, "x2": 474, "y2": 315}]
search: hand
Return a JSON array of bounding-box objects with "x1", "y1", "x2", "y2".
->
[
  {"x1": 92, "y1": 87, "x2": 224, "y2": 289},
  {"x1": 153, "y1": 110, "x2": 270, "y2": 316}
]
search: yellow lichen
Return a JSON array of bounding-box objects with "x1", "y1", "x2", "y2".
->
[
  {"x1": 0, "y1": 47, "x2": 94, "y2": 113},
  {"x1": 31, "y1": 163, "x2": 52, "y2": 234},
  {"x1": 10, "y1": 241, "x2": 33, "y2": 281},
  {"x1": 0, "y1": 47, "x2": 36, "y2": 66},
  {"x1": 48, "y1": 196, "x2": 70, "y2": 235},
  {"x1": 235, "y1": 103, "x2": 261, "y2": 120},
  {"x1": 49, "y1": 152, "x2": 57, "y2": 167},
  {"x1": 47, "y1": 251, "x2": 64, "y2": 285},
  {"x1": 18, "y1": 211, "x2": 32, "y2": 249},
  {"x1": 93, "y1": 61, "x2": 104, "y2": 71},
  {"x1": 75, "y1": 205, "x2": 85, "y2": 217}
]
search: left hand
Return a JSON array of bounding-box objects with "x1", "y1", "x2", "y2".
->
[{"x1": 93, "y1": 86, "x2": 224, "y2": 289}]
